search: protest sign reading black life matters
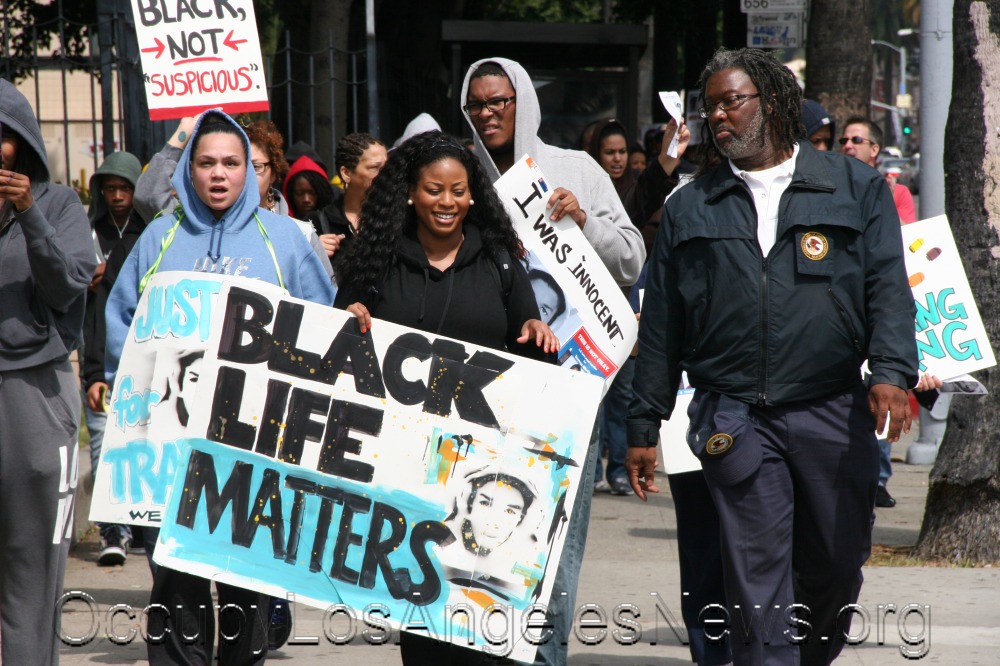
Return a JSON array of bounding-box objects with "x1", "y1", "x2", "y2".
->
[
  {"x1": 494, "y1": 157, "x2": 639, "y2": 384},
  {"x1": 149, "y1": 279, "x2": 603, "y2": 661},
  {"x1": 131, "y1": 0, "x2": 268, "y2": 120},
  {"x1": 91, "y1": 272, "x2": 227, "y2": 526}
]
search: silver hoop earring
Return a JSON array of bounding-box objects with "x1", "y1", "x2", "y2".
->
[{"x1": 407, "y1": 198, "x2": 413, "y2": 205}]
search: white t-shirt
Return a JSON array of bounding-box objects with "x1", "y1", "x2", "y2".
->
[{"x1": 729, "y1": 144, "x2": 799, "y2": 257}]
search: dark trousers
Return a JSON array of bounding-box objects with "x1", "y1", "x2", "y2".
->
[
  {"x1": 399, "y1": 632, "x2": 500, "y2": 665},
  {"x1": 667, "y1": 471, "x2": 732, "y2": 666},
  {"x1": 701, "y1": 385, "x2": 878, "y2": 666},
  {"x1": 147, "y1": 565, "x2": 270, "y2": 666},
  {"x1": 597, "y1": 356, "x2": 635, "y2": 483}
]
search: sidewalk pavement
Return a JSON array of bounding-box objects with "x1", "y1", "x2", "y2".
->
[{"x1": 60, "y1": 430, "x2": 1000, "y2": 665}]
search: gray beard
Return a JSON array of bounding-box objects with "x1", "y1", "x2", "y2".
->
[{"x1": 715, "y1": 105, "x2": 766, "y2": 161}]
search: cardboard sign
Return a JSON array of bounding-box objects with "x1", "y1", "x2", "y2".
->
[
  {"x1": 900, "y1": 216, "x2": 996, "y2": 380},
  {"x1": 90, "y1": 272, "x2": 230, "y2": 526},
  {"x1": 152, "y1": 283, "x2": 603, "y2": 661},
  {"x1": 494, "y1": 157, "x2": 639, "y2": 384},
  {"x1": 131, "y1": 0, "x2": 269, "y2": 120},
  {"x1": 659, "y1": 389, "x2": 700, "y2": 475}
]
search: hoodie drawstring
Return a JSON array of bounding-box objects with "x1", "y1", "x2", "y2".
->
[
  {"x1": 138, "y1": 211, "x2": 286, "y2": 295},
  {"x1": 417, "y1": 267, "x2": 429, "y2": 323},
  {"x1": 436, "y1": 269, "x2": 456, "y2": 335},
  {"x1": 207, "y1": 218, "x2": 222, "y2": 262}
]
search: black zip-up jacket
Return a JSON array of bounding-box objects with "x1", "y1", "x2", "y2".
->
[
  {"x1": 334, "y1": 224, "x2": 549, "y2": 362},
  {"x1": 627, "y1": 141, "x2": 917, "y2": 445}
]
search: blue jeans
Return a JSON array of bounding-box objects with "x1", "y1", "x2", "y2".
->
[
  {"x1": 597, "y1": 357, "x2": 634, "y2": 484},
  {"x1": 878, "y1": 438, "x2": 892, "y2": 487},
  {"x1": 84, "y1": 397, "x2": 106, "y2": 479},
  {"x1": 532, "y1": 415, "x2": 599, "y2": 665},
  {"x1": 84, "y1": 389, "x2": 131, "y2": 543}
]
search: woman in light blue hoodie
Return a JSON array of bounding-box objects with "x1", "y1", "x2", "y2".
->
[{"x1": 105, "y1": 110, "x2": 334, "y2": 665}]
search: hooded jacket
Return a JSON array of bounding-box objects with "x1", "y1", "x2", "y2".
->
[
  {"x1": 105, "y1": 111, "x2": 336, "y2": 382},
  {"x1": 88, "y1": 151, "x2": 145, "y2": 259},
  {"x1": 282, "y1": 155, "x2": 328, "y2": 217},
  {"x1": 133, "y1": 136, "x2": 335, "y2": 281},
  {"x1": 393, "y1": 112, "x2": 441, "y2": 149},
  {"x1": 0, "y1": 79, "x2": 96, "y2": 370},
  {"x1": 83, "y1": 151, "x2": 147, "y2": 389},
  {"x1": 333, "y1": 224, "x2": 547, "y2": 361},
  {"x1": 460, "y1": 58, "x2": 645, "y2": 286}
]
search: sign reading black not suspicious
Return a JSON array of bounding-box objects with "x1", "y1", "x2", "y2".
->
[{"x1": 131, "y1": 0, "x2": 269, "y2": 120}]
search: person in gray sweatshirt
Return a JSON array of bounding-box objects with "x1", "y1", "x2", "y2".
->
[{"x1": 0, "y1": 78, "x2": 96, "y2": 666}]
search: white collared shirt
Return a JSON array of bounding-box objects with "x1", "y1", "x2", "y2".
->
[{"x1": 729, "y1": 143, "x2": 799, "y2": 257}]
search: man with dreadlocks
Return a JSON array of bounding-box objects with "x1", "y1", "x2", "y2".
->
[{"x1": 626, "y1": 48, "x2": 917, "y2": 665}]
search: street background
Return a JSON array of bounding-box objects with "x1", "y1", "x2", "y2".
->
[{"x1": 58, "y1": 422, "x2": 1000, "y2": 665}]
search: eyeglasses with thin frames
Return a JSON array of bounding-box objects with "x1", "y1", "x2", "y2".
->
[
  {"x1": 698, "y1": 93, "x2": 761, "y2": 119},
  {"x1": 463, "y1": 96, "x2": 516, "y2": 117},
  {"x1": 252, "y1": 161, "x2": 273, "y2": 174},
  {"x1": 838, "y1": 136, "x2": 875, "y2": 146}
]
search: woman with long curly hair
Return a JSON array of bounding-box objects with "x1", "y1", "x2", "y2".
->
[{"x1": 335, "y1": 130, "x2": 557, "y2": 362}]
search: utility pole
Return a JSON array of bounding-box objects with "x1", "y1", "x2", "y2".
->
[{"x1": 907, "y1": 0, "x2": 954, "y2": 465}]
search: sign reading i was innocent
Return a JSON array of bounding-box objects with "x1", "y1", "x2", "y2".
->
[{"x1": 131, "y1": 0, "x2": 269, "y2": 120}]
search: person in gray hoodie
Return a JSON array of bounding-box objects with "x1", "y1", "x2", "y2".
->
[
  {"x1": 0, "y1": 78, "x2": 96, "y2": 666},
  {"x1": 83, "y1": 150, "x2": 146, "y2": 566},
  {"x1": 458, "y1": 58, "x2": 645, "y2": 666}
]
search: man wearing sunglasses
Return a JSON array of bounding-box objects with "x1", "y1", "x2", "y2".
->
[
  {"x1": 628, "y1": 48, "x2": 917, "y2": 666},
  {"x1": 841, "y1": 116, "x2": 917, "y2": 224}
]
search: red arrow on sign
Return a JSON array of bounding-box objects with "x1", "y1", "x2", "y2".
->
[
  {"x1": 141, "y1": 37, "x2": 165, "y2": 59},
  {"x1": 223, "y1": 30, "x2": 248, "y2": 51}
]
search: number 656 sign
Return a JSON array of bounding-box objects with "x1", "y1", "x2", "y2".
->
[{"x1": 741, "y1": 0, "x2": 807, "y2": 12}]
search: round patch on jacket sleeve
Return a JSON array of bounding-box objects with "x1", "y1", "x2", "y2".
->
[
  {"x1": 800, "y1": 231, "x2": 829, "y2": 260},
  {"x1": 705, "y1": 433, "x2": 734, "y2": 455}
]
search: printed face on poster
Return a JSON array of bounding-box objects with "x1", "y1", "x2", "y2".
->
[
  {"x1": 494, "y1": 156, "x2": 639, "y2": 384},
  {"x1": 152, "y1": 282, "x2": 603, "y2": 661},
  {"x1": 900, "y1": 216, "x2": 996, "y2": 380},
  {"x1": 130, "y1": 0, "x2": 269, "y2": 120},
  {"x1": 90, "y1": 272, "x2": 226, "y2": 526}
]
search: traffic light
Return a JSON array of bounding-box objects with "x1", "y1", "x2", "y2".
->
[{"x1": 901, "y1": 116, "x2": 913, "y2": 136}]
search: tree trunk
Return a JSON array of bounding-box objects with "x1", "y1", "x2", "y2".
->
[
  {"x1": 912, "y1": 0, "x2": 1000, "y2": 564},
  {"x1": 308, "y1": 0, "x2": 351, "y2": 168},
  {"x1": 804, "y1": 0, "x2": 872, "y2": 126}
]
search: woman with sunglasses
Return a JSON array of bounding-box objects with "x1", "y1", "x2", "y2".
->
[{"x1": 106, "y1": 110, "x2": 335, "y2": 666}]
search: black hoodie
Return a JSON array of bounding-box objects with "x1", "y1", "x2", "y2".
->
[{"x1": 335, "y1": 224, "x2": 547, "y2": 361}]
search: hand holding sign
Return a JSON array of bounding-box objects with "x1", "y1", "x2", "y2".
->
[
  {"x1": 547, "y1": 187, "x2": 586, "y2": 229},
  {"x1": 658, "y1": 91, "x2": 683, "y2": 158}
]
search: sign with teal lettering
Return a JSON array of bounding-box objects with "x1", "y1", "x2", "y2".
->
[
  {"x1": 91, "y1": 271, "x2": 227, "y2": 526},
  {"x1": 900, "y1": 216, "x2": 995, "y2": 379},
  {"x1": 152, "y1": 282, "x2": 603, "y2": 661},
  {"x1": 131, "y1": 0, "x2": 268, "y2": 120}
]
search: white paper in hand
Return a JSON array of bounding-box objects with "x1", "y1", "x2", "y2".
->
[{"x1": 658, "y1": 91, "x2": 683, "y2": 158}]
